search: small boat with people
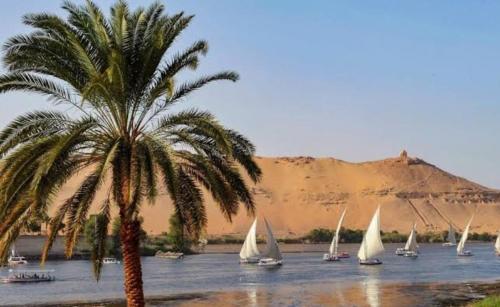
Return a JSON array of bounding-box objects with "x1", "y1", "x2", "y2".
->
[
  {"x1": 257, "y1": 219, "x2": 283, "y2": 266},
  {"x1": 323, "y1": 208, "x2": 350, "y2": 261},
  {"x1": 495, "y1": 231, "x2": 500, "y2": 256},
  {"x1": 240, "y1": 218, "x2": 261, "y2": 264},
  {"x1": 102, "y1": 257, "x2": 121, "y2": 264},
  {"x1": 8, "y1": 246, "x2": 28, "y2": 266},
  {"x1": 396, "y1": 224, "x2": 419, "y2": 258},
  {"x1": 457, "y1": 216, "x2": 474, "y2": 257},
  {"x1": 443, "y1": 223, "x2": 457, "y2": 247},
  {"x1": 358, "y1": 206, "x2": 384, "y2": 265},
  {"x1": 2, "y1": 269, "x2": 55, "y2": 283},
  {"x1": 155, "y1": 251, "x2": 184, "y2": 259}
]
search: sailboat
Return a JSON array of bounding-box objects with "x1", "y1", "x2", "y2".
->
[
  {"x1": 239, "y1": 219, "x2": 261, "y2": 264},
  {"x1": 403, "y1": 224, "x2": 418, "y2": 258},
  {"x1": 358, "y1": 206, "x2": 384, "y2": 265},
  {"x1": 457, "y1": 216, "x2": 474, "y2": 257},
  {"x1": 442, "y1": 223, "x2": 457, "y2": 247},
  {"x1": 495, "y1": 232, "x2": 500, "y2": 256},
  {"x1": 395, "y1": 224, "x2": 418, "y2": 257},
  {"x1": 258, "y1": 219, "x2": 283, "y2": 266},
  {"x1": 7, "y1": 245, "x2": 28, "y2": 266},
  {"x1": 323, "y1": 208, "x2": 349, "y2": 261}
]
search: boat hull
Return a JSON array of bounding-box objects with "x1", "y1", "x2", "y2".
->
[
  {"x1": 403, "y1": 251, "x2": 418, "y2": 258},
  {"x1": 395, "y1": 248, "x2": 406, "y2": 256},
  {"x1": 323, "y1": 254, "x2": 340, "y2": 262},
  {"x1": 240, "y1": 257, "x2": 260, "y2": 264},
  {"x1": 258, "y1": 258, "x2": 283, "y2": 266},
  {"x1": 442, "y1": 243, "x2": 456, "y2": 247},
  {"x1": 458, "y1": 251, "x2": 473, "y2": 257},
  {"x1": 337, "y1": 252, "x2": 350, "y2": 258},
  {"x1": 2, "y1": 277, "x2": 54, "y2": 283},
  {"x1": 155, "y1": 251, "x2": 184, "y2": 259},
  {"x1": 8, "y1": 261, "x2": 28, "y2": 266},
  {"x1": 359, "y1": 259, "x2": 382, "y2": 265}
]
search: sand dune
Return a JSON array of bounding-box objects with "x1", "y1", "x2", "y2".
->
[{"x1": 52, "y1": 151, "x2": 500, "y2": 236}]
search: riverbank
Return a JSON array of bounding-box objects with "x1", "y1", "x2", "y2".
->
[{"x1": 8, "y1": 280, "x2": 500, "y2": 307}]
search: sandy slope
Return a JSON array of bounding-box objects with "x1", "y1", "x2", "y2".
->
[{"x1": 52, "y1": 151, "x2": 500, "y2": 236}]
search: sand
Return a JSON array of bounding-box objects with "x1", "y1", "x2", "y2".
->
[{"x1": 50, "y1": 151, "x2": 500, "y2": 236}]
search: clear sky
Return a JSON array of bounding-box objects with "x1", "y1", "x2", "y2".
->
[{"x1": 0, "y1": 1, "x2": 500, "y2": 188}]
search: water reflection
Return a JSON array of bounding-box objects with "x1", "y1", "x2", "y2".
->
[
  {"x1": 362, "y1": 268, "x2": 381, "y2": 307},
  {"x1": 246, "y1": 287, "x2": 257, "y2": 307}
]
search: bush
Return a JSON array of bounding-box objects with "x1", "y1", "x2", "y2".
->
[
  {"x1": 471, "y1": 296, "x2": 500, "y2": 307},
  {"x1": 304, "y1": 228, "x2": 333, "y2": 243},
  {"x1": 381, "y1": 231, "x2": 407, "y2": 243}
]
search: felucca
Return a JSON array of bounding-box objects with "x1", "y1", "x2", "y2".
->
[
  {"x1": 403, "y1": 224, "x2": 418, "y2": 258},
  {"x1": 395, "y1": 223, "x2": 418, "y2": 258},
  {"x1": 358, "y1": 206, "x2": 384, "y2": 265},
  {"x1": 495, "y1": 232, "x2": 500, "y2": 256},
  {"x1": 442, "y1": 223, "x2": 457, "y2": 247},
  {"x1": 258, "y1": 219, "x2": 283, "y2": 266},
  {"x1": 457, "y1": 216, "x2": 474, "y2": 257},
  {"x1": 323, "y1": 208, "x2": 349, "y2": 261},
  {"x1": 239, "y1": 218, "x2": 261, "y2": 264}
]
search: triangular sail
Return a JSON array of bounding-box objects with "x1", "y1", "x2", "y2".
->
[
  {"x1": 457, "y1": 216, "x2": 473, "y2": 254},
  {"x1": 357, "y1": 206, "x2": 384, "y2": 261},
  {"x1": 239, "y1": 219, "x2": 260, "y2": 259},
  {"x1": 447, "y1": 224, "x2": 457, "y2": 245},
  {"x1": 329, "y1": 208, "x2": 347, "y2": 255},
  {"x1": 263, "y1": 219, "x2": 282, "y2": 260},
  {"x1": 495, "y1": 232, "x2": 500, "y2": 254},
  {"x1": 404, "y1": 224, "x2": 418, "y2": 252}
]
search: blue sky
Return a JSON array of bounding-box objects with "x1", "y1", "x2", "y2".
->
[{"x1": 0, "y1": 1, "x2": 500, "y2": 187}]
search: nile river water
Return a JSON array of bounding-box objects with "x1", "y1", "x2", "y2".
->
[{"x1": 1, "y1": 243, "x2": 500, "y2": 306}]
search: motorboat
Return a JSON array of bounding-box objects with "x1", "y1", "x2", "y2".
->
[
  {"x1": 102, "y1": 257, "x2": 120, "y2": 264},
  {"x1": 8, "y1": 246, "x2": 28, "y2": 266},
  {"x1": 155, "y1": 251, "x2": 184, "y2": 259}
]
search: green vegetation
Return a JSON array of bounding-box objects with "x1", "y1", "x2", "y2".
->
[
  {"x1": 289, "y1": 228, "x2": 497, "y2": 244},
  {"x1": 470, "y1": 296, "x2": 500, "y2": 307},
  {"x1": 166, "y1": 214, "x2": 192, "y2": 253},
  {"x1": 0, "y1": 1, "x2": 261, "y2": 304}
]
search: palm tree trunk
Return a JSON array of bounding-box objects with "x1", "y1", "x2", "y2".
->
[
  {"x1": 120, "y1": 218, "x2": 145, "y2": 307},
  {"x1": 115, "y1": 142, "x2": 145, "y2": 306}
]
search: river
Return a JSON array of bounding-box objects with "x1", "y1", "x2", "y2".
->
[{"x1": 1, "y1": 243, "x2": 499, "y2": 306}]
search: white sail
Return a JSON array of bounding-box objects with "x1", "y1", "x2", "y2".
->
[
  {"x1": 239, "y1": 219, "x2": 260, "y2": 260},
  {"x1": 358, "y1": 206, "x2": 384, "y2": 261},
  {"x1": 263, "y1": 218, "x2": 282, "y2": 260},
  {"x1": 404, "y1": 224, "x2": 418, "y2": 252},
  {"x1": 457, "y1": 216, "x2": 473, "y2": 254},
  {"x1": 329, "y1": 208, "x2": 347, "y2": 255},
  {"x1": 447, "y1": 224, "x2": 457, "y2": 245},
  {"x1": 495, "y1": 232, "x2": 500, "y2": 254}
]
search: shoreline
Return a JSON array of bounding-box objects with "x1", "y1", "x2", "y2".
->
[{"x1": 7, "y1": 279, "x2": 500, "y2": 307}]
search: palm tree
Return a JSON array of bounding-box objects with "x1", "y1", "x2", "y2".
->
[{"x1": 0, "y1": 1, "x2": 261, "y2": 306}]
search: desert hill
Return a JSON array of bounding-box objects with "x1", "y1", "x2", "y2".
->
[{"x1": 53, "y1": 151, "x2": 500, "y2": 236}]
